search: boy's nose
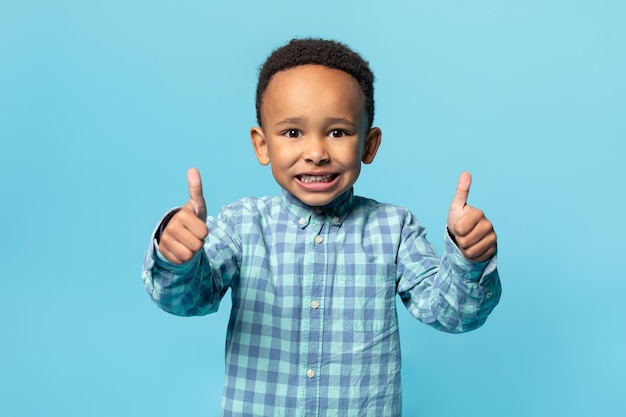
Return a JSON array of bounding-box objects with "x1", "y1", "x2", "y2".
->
[{"x1": 303, "y1": 137, "x2": 330, "y2": 165}]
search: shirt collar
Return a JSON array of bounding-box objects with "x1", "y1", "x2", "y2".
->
[{"x1": 281, "y1": 188, "x2": 354, "y2": 229}]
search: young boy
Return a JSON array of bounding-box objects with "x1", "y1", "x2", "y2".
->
[{"x1": 142, "y1": 38, "x2": 500, "y2": 416}]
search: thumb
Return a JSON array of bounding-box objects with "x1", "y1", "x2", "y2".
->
[
  {"x1": 187, "y1": 168, "x2": 207, "y2": 221},
  {"x1": 450, "y1": 171, "x2": 472, "y2": 211}
]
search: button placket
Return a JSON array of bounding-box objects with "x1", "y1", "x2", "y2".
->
[{"x1": 303, "y1": 210, "x2": 326, "y2": 403}]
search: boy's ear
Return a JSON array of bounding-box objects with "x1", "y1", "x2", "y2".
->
[
  {"x1": 361, "y1": 127, "x2": 382, "y2": 164},
  {"x1": 250, "y1": 127, "x2": 270, "y2": 166}
]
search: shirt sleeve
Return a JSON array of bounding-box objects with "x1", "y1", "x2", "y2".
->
[
  {"x1": 396, "y1": 210, "x2": 501, "y2": 333},
  {"x1": 141, "y1": 206, "x2": 242, "y2": 316}
]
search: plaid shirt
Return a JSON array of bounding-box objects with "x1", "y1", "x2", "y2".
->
[{"x1": 142, "y1": 188, "x2": 501, "y2": 416}]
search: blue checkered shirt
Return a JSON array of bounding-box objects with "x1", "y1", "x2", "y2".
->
[{"x1": 142, "y1": 188, "x2": 501, "y2": 416}]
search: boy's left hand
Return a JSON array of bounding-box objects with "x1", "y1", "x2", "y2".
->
[{"x1": 447, "y1": 172, "x2": 497, "y2": 263}]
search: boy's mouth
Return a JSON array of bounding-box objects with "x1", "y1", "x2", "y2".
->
[{"x1": 297, "y1": 174, "x2": 338, "y2": 183}]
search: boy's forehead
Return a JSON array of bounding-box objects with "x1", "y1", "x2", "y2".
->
[
  {"x1": 258, "y1": 66, "x2": 367, "y2": 128},
  {"x1": 262, "y1": 64, "x2": 365, "y2": 109}
]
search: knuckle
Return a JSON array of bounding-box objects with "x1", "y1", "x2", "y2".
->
[
  {"x1": 455, "y1": 236, "x2": 470, "y2": 249},
  {"x1": 159, "y1": 233, "x2": 173, "y2": 247},
  {"x1": 463, "y1": 246, "x2": 480, "y2": 259},
  {"x1": 453, "y1": 223, "x2": 467, "y2": 236},
  {"x1": 176, "y1": 248, "x2": 193, "y2": 263},
  {"x1": 166, "y1": 217, "x2": 184, "y2": 231},
  {"x1": 190, "y1": 240, "x2": 204, "y2": 253}
]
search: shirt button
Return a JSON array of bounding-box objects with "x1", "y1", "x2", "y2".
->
[
  {"x1": 310, "y1": 300, "x2": 320, "y2": 309},
  {"x1": 331, "y1": 216, "x2": 340, "y2": 224},
  {"x1": 299, "y1": 217, "x2": 307, "y2": 226},
  {"x1": 306, "y1": 369, "x2": 315, "y2": 378},
  {"x1": 486, "y1": 292, "x2": 493, "y2": 299},
  {"x1": 314, "y1": 235, "x2": 323, "y2": 244},
  {"x1": 315, "y1": 207, "x2": 323, "y2": 214}
]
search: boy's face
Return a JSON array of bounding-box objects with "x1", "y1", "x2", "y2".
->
[{"x1": 251, "y1": 64, "x2": 381, "y2": 207}]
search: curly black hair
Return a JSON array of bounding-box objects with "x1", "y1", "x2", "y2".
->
[{"x1": 255, "y1": 38, "x2": 375, "y2": 128}]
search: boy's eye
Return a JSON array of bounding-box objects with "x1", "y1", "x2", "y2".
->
[
  {"x1": 283, "y1": 129, "x2": 302, "y2": 138},
  {"x1": 329, "y1": 129, "x2": 346, "y2": 138}
]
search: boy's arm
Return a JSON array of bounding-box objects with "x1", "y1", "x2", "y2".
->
[
  {"x1": 141, "y1": 168, "x2": 240, "y2": 316},
  {"x1": 142, "y1": 228, "x2": 225, "y2": 316},
  {"x1": 397, "y1": 173, "x2": 501, "y2": 333}
]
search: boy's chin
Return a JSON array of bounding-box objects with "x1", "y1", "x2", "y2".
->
[{"x1": 292, "y1": 192, "x2": 338, "y2": 207}]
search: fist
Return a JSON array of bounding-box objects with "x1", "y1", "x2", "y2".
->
[
  {"x1": 447, "y1": 172, "x2": 497, "y2": 263},
  {"x1": 159, "y1": 168, "x2": 209, "y2": 264}
]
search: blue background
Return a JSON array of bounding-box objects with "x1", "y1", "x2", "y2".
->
[{"x1": 1, "y1": 1, "x2": 624, "y2": 415}]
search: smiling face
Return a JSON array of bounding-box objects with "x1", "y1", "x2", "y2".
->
[{"x1": 251, "y1": 64, "x2": 382, "y2": 207}]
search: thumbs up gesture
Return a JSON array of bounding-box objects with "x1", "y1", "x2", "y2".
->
[
  {"x1": 447, "y1": 172, "x2": 497, "y2": 263},
  {"x1": 159, "y1": 168, "x2": 209, "y2": 264}
]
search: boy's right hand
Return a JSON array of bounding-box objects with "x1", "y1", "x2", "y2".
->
[{"x1": 158, "y1": 168, "x2": 209, "y2": 264}]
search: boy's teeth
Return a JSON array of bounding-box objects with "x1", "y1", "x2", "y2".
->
[{"x1": 299, "y1": 174, "x2": 334, "y2": 183}]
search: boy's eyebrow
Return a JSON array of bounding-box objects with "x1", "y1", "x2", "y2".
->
[
  {"x1": 275, "y1": 117, "x2": 356, "y2": 127},
  {"x1": 275, "y1": 117, "x2": 304, "y2": 127},
  {"x1": 325, "y1": 117, "x2": 356, "y2": 127}
]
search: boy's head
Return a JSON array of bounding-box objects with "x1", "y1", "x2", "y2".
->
[
  {"x1": 251, "y1": 38, "x2": 382, "y2": 207},
  {"x1": 255, "y1": 38, "x2": 375, "y2": 129}
]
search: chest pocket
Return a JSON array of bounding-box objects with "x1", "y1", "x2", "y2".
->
[{"x1": 337, "y1": 263, "x2": 397, "y2": 332}]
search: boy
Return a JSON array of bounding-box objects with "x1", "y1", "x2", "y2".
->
[{"x1": 142, "y1": 38, "x2": 500, "y2": 416}]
